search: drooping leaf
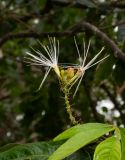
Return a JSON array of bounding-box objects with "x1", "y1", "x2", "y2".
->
[
  {"x1": 49, "y1": 123, "x2": 115, "y2": 160},
  {"x1": 120, "y1": 128, "x2": 125, "y2": 160},
  {"x1": 0, "y1": 141, "x2": 62, "y2": 160},
  {"x1": 0, "y1": 142, "x2": 91, "y2": 160},
  {"x1": 94, "y1": 137, "x2": 121, "y2": 160},
  {"x1": 54, "y1": 123, "x2": 114, "y2": 141},
  {"x1": 0, "y1": 144, "x2": 19, "y2": 153}
]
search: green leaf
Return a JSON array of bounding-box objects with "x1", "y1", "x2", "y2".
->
[
  {"x1": 94, "y1": 137, "x2": 121, "y2": 160},
  {"x1": 54, "y1": 123, "x2": 114, "y2": 141},
  {"x1": 49, "y1": 123, "x2": 115, "y2": 160},
  {"x1": 0, "y1": 144, "x2": 19, "y2": 153},
  {"x1": 120, "y1": 128, "x2": 125, "y2": 160},
  {"x1": 0, "y1": 141, "x2": 62, "y2": 160}
]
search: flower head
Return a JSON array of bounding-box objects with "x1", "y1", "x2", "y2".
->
[
  {"x1": 25, "y1": 37, "x2": 60, "y2": 90},
  {"x1": 65, "y1": 38, "x2": 109, "y2": 97}
]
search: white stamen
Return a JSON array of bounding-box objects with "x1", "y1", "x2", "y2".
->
[
  {"x1": 86, "y1": 54, "x2": 109, "y2": 70},
  {"x1": 73, "y1": 74, "x2": 84, "y2": 97},
  {"x1": 25, "y1": 37, "x2": 60, "y2": 89},
  {"x1": 74, "y1": 37, "x2": 81, "y2": 62},
  {"x1": 72, "y1": 39, "x2": 109, "y2": 96},
  {"x1": 38, "y1": 67, "x2": 51, "y2": 90},
  {"x1": 82, "y1": 40, "x2": 91, "y2": 67},
  {"x1": 83, "y1": 47, "x2": 105, "y2": 70}
]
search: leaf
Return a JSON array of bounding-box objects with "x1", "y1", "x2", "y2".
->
[
  {"x1": 54, "y1": 123, "x2": 114, "y2": 141},
  {"x1": 0, "y1": 144, "x2": 19, "y2": 153},
  {"x1": 49, "y1": 123, "x2": 115, "y2": 160},
  {"x1": 0, "y1": 141, "x2": 62, "y2": 160},
  {"x1": 0, "y1": 142, "x2": 90, "y2": 160},
  {"x1": 94, "y1": 137, "x2": 121, "y2": 160},
  {"x1": 120, "y1": 128, "x2": 125, "y2": 160}
]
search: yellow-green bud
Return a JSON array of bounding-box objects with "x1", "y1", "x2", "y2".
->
[{"x1": 66, "y1": 68, "x2": 75, "y2": 79}]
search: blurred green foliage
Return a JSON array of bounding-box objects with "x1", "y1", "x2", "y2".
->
[{"x1": 0, "y1": 0, "x2": 125, "y2": 147}]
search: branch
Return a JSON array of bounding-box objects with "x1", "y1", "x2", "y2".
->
[
  {"x1": 0, "y1": 20, "x2": 125, "y2": 63},
  {"x1": 80, "y1": 21, "x2": 125, "y2": 63},
  {"x1": 0, "y1": 20, "x2": 81, "y2": 46},
  {"x1": 0, "y1": 95, "x2": 10, "y2": 101},
  {"x1": 0, "y1": 31, "x2": 74, "y2": 47}
]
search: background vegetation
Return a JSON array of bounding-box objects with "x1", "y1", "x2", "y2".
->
[{"x1": 0, "y1": 0, "x2": 125, "y2": 149}]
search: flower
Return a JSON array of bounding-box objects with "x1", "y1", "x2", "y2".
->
[
  {"x1": 71, "y1": 38, "x2": 109, "y2": 97},
  {"x1": 25, "y1": 37, "x2": 60, "y2": 90},
  {"x1": 25, "y1": 37, "x2": 109, "y2": 95}
]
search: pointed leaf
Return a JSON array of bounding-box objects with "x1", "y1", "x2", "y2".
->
[
  {"x1": 120, "y1": 128, "x2": 125, "y2": 160},
  {"x1": 49, "y1": 124, "x2": 115, "y2": 160},
  {"x1": 94, "y1": 137, "x2": 121, "y2": 160},
  {"x1": 0, "y1": 144, "x2": 19, "y2": 153},
  {"x1": 54, "y1": 123, "x2": 114, "y2": 141},
  {"x1": 0, "y1": 141, "x2": 62, "y2": 160}
]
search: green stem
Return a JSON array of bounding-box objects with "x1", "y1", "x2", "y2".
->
[{"x1": 63, "y1": 87, "x2": 78, "y2": 125}]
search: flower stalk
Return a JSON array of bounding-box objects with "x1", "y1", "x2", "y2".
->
[
  {"x1": 60, "y1": 68, "x2": 80, "y2": 124},
  {"x1": 62, "y1": 84, "x2": 78, "y2": 125}
]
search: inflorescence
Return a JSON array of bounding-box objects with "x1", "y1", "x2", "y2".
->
[{"x1": 25, "y1": 37, "x2": 109, "y2": 124}]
